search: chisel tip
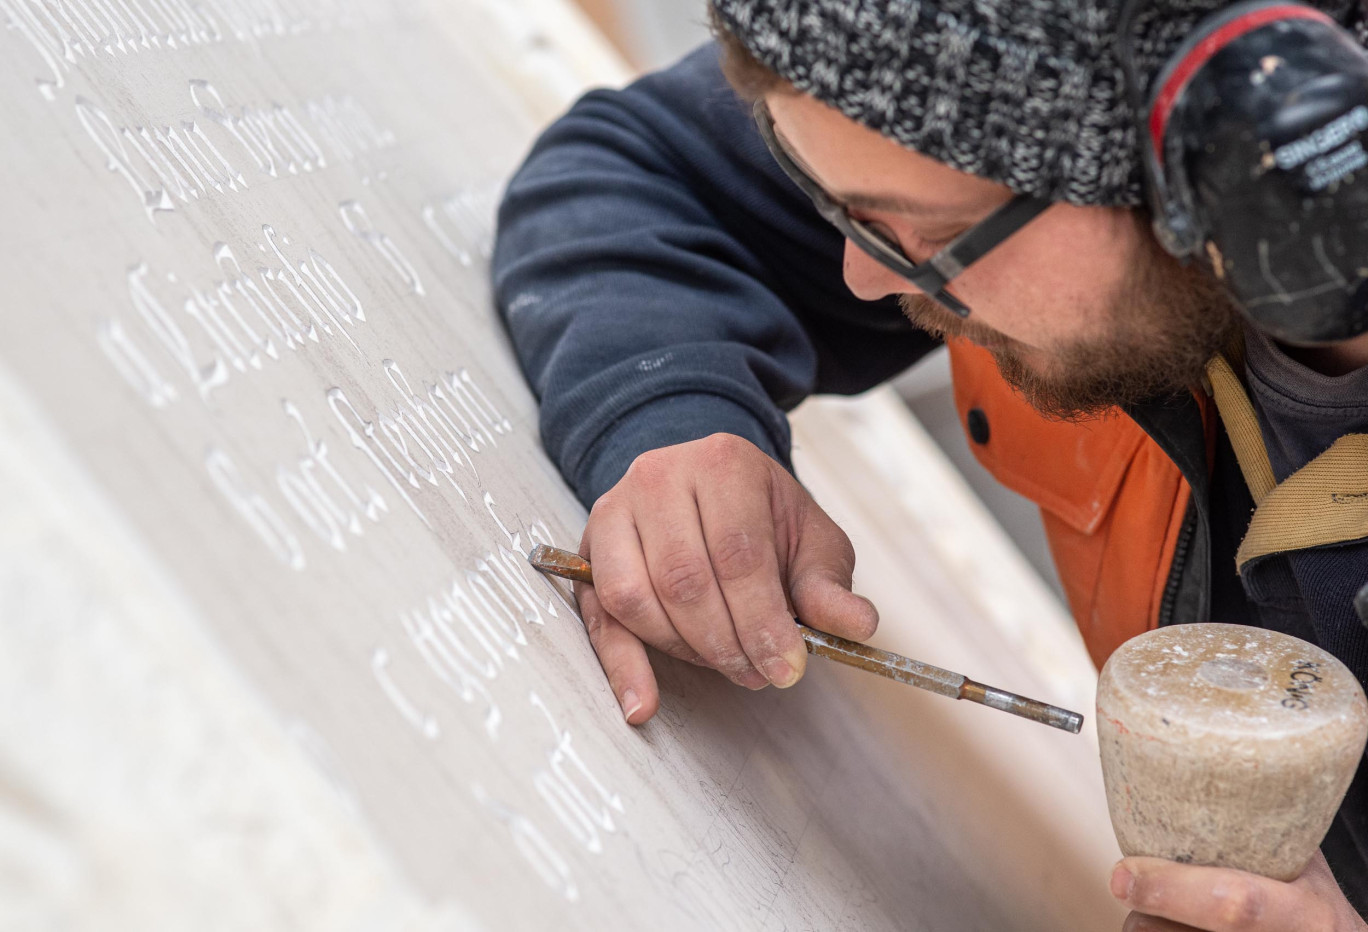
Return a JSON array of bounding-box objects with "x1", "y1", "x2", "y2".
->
[{"x1": 528, "y1": 544, "x2": 594, "y2": 583}]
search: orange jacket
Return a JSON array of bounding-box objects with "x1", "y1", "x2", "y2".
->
[{"x1": 946, "y1": 338, "x2": 1218, "y2": 669}]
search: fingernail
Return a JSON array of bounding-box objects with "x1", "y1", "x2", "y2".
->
[
  {"x1": 762, "y1": 657, "x2": 799, "y2": 688},
  {"x1": 1110, "y1": 866, "x2": 1134, "y2": 902},
  {"x1": 621, "y1": 688, "x2": 642, "y2": 722},
  {"x1": 740, "y1": 669, "x2": 770, "y2": 690}
]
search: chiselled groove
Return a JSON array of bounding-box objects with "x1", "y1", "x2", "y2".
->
[
  {"x1": 97, "y1": 230, "x2": 364, "y2": 404},
  {"x1": 3, "y1": 0, "x2": 387, "y2": 100},
  {"x1": 71, "y1": 84, "x2": 394, "y2": 222}
]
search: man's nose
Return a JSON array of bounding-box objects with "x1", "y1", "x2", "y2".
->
[{"x1": 842, "y1": 238, "x2": 912, "y2": 302}]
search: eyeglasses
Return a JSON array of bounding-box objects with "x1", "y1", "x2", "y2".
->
[{"x1": 753, "y1": 101, "x2": 1052, "y2": 318}]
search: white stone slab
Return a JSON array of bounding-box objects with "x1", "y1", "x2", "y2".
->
[{"x1": 0, "y1": 0, "x2": 1124, "y2": 927}]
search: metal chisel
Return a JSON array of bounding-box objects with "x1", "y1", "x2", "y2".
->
[{"x1": 528, "y1": 544, "x2": 1083, "y2": 734}]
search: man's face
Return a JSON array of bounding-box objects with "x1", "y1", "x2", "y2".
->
[{"x1": 765, "y1": 91, "x2": 1239, "y2": 418}]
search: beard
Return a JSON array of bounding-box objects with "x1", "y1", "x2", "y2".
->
[{"x1": 900, "y1": 228, "x2": 1241, "y2": 420}]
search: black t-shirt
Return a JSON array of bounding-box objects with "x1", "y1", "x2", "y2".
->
[{"x1": 1241, "y1": 326, "x2": 1368, "y2": 910}]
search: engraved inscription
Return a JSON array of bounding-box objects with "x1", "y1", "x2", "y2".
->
[
  {"x1": 474, "y1": 784, "x2": 580, "y2": 903},
  {"x1": 2, "y1": 0, "x2": 383, "y2": 101},
  {"x1": 422, "y1": 186, "x2": 500, "y2": 267},
  {"x1": 340, "y1": 199, "x2": 425, "y2": 296},
  {"x1": 529, "y1": 691, "x2": 624, "y2": 855},
  {"x1": 50, "y1": 11, "x2": 624, "y2": 903},
  {"x1": 371, "y1": 646, "x2": 440, "y2": 740},
  {"x1": 99, "y1": 228, "x2": 366, "y2": 404},
  {"x1": 206, "y1": 445, "x2": 306, "y2": 570},
  {"x1": 70, "y1": 83, "x2": 394, "y2": 222}
]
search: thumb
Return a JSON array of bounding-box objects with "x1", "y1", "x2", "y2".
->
[{"x1": 785, "y1": 504, "x2": 879, "y2": 641}]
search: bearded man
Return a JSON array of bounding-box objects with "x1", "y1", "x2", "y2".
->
[{"x1": 492, "y1": 0, "x2": 1368, "y2": 926}]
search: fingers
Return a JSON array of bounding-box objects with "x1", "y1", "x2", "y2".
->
[
  {"x1": 786, "y1": 496, "x2": 879, "y2": 642},
  {"x1": 584, "y1": 503, "x2": 702, "y2": 666},
  {"x1": 629, "y1": 452, "x2": 768, "y2": 690},
  {"x1": 573, "y1": 434, "x2": 874, "y2": 721},
  {"x1": 575, "y1": 580, "x2": 659, "y2": 725},
  {"x1": 1110, "y1": 858, "x2": 1340, "y2": 932},
  {"x1": 696, "y1": 452, "x2": 806, "y2": 688}
]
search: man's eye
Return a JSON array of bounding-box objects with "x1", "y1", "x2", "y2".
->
[
  {"x1": 913, "y1": 232, "x2": 955, "y2": 251},
  {"x1": 861, "y1": 216, "x2": 956, "y2": 257},
  {"x1": 864, "y1": 220, "x2": 903, "y2": 250}
]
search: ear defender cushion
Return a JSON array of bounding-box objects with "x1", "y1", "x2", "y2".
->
[{"x1": 1150, "y1": 1, "x2": 1368, "y2": 343}]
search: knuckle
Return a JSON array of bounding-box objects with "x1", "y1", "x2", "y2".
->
[
  {"x1": 596, "y1": 579, "x2": 652, "y2": 623},
  {"x1": 710, "y1": 528, "x2": 763, "y2": 581},
  {"x1": 592, "y1": 469, "x2": 636, "y2": 509},
  {"x1": 587, "y1": 493, "x2": 610, "y2": 521},
  {"x1": 624, "y1": 447, "x2": 671, "y2": 490},
  {"x1": 653, "y1": 550, "x2": 712, "y2": 605},
  {"x1": 1213, "y1": 881, "x2": 1265, "y2": 927},
  {"x1": 696, "y1": 433, "x2": 756, "y2": 472},
  {"x1": 585, "y1": 498, "x2": 613, "y2": 530},
  {"x1": 700, "y1": 432, "x2": 748, "y2": 456}
]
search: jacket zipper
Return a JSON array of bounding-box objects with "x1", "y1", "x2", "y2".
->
[{"x1": 1156, "y1": 504, "x2": 1198, "y2": 628}]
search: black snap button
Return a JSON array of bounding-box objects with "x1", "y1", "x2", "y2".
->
[{"x1": 967, "y1": 408, "x2": 990, "y2": 445}]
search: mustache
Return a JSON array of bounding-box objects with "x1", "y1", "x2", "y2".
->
[{"x1": 898, "y1": 293, "x2": 1022, "y2": 351}]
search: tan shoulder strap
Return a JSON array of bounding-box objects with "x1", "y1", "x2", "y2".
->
[
  {"x1": 1202, "y1": 355, "x2": 1368, "y2": 573},
  {"x1": 1204, "y1": 354, "x2": 1277, "y2": 504}
]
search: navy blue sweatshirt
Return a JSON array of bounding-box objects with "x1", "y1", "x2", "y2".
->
[
  {"x1": 493, "y1": 45, "x2": 937, "y2": 507},
  {"x1": 493, "y1": 43, "x2": 1368, "y2": 909}
]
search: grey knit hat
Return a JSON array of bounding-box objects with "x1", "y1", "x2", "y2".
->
[{"x1": 711, "y1": 0, "x2": 1358, "y2": 205}]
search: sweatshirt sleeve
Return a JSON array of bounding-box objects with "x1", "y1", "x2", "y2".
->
[{"x1": 492, "y1": 43, "x2": 940, "y2": 508}]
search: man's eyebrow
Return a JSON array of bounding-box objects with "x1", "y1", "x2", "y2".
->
[
  {"x1": 833, "y1": 190, "x2": 964, "y2": 218},
  {"x1": 772, "y1": 122, "x2": 974, "y2": 219}
]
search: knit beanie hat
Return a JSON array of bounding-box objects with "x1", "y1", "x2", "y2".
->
[{"x1": 710, "y1": 0, "x2": 1359, "y2": 205}]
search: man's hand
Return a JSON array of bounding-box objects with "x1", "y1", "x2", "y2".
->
[
  {"x1": 1112, "y1": 851, "x2": 1368, "y2": 931},
  {"x1": 576, "y1": 433, "x2": 879, "y2": 724}
]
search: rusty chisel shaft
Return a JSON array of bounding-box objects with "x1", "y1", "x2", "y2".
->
[{"x1": 527, "y1": 544, "x2": 1083, "y2": 734}]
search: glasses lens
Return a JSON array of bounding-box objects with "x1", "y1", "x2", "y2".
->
[
  {"x1": 754, "y1": 101, "x2": 981, "y2": 318},
  {"x1": 846, "y1": 217, "x2": 905, "y2": 258}
]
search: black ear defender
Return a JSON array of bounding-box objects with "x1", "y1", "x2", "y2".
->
[{"x1": 1119, "y1": 0, "x2": 1368, "y2": 344}]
